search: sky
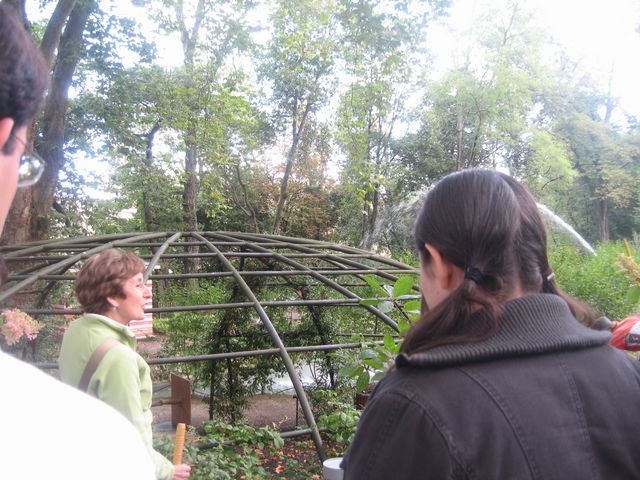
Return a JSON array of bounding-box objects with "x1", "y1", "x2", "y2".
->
[
  {"x1": 145, "y1": 0, "x2": 640, "y2": 117},
  {"x1": 429, "y1": 0, "x2": 640, "y2": 118}
]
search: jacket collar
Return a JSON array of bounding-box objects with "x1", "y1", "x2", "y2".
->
[
  {"x1": 396, "y1": 294, "x2": 611, "y2": 368},
  {"x1": 82, "y1": 313, "x2": 137, "y2": 349}
]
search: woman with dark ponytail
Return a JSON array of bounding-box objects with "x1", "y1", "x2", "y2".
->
[{"x1": 341, "y1": 169, "x2": 640, "y2": 479}]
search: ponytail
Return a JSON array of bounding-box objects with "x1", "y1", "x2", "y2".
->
[
  {"x1": 401, "y1": 267, "x2": 502, "y2": 354},
  {"x1": 404, "y1": 169, "x2": 596, "y2": 356}
]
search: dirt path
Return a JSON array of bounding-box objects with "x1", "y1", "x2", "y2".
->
[{"x1": 152, "y1": 393, "x2": 301, "y2": 432}]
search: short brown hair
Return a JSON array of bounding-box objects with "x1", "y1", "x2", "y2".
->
[{"x1": 75, "y1": 249, "x2": 145, "y2": 315}]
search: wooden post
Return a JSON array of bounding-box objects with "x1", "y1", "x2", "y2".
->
[
  {"x1": 171, "y1": 373, "x2": 191, "y2": 426},
  {"x1": 172, "y1": 423, "x2": 186, "y2": 465}
]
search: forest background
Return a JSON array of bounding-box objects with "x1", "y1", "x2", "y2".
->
[
  {"x1": 3, "y1": 0, "x2": 640, "y2": 255},
  {"x1": 3, "y1": 3, "x2": 640, "y2": 474}
]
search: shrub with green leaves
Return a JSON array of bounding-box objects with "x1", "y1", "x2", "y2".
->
[
  {"x1": 154, "y1": 420, "x2": 284, "y2": 480},
  {"x1": 154, "y1": 435, "x2": 236, "y2": 480},
  {"x1": 314, "y1": 390, "x2": 361, "y2": 446},
  {"x1": 549, "y1": 241, "x2": 639, "y2": 320},
  {"x1": 202, "y1": 418, "x2": 284, "y2": 450},
  {"x1": 338, "y1": 275, "x2": 419, "y2": 392}
]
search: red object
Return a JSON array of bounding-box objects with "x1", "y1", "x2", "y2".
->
[{"x1": 610, "y1": 316, "x2": 640, "y2": 351}]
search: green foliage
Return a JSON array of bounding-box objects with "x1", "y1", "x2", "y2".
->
[
  {"x1": 314, "y1": 390, "x2": 361, "y2": 445},
  {"x1": 360, "y1": 274, "x2": 420, "y2": 334},
  {"x1": 202, "y1": 419, "x2": 284, "y2": 450},
  {"x1": 550, "y1": 241, "x2": 639, "y2": 320},
  {"x1": 154, "y1": 435, "x2": 227, "y2": 480},
  {"x1": 610, "y1": 240, "x2": 640, "y2": 308},
  {"x1": 261, "y1": 0, "x2": 338, "y2": 127},
  {"x1": 334, "y1": 0, "x2": 444, "y2": 247},
  {"x1": 200, "y1": 420, "x2": 284, "y2": 478},
  {"x1": 553, "y1": 110, "x2": 639, "y2": 242},
  {"x1": 22, "y1": 0, "x2": 640, "y2": 255},
  {"x1": 338, "y1": 275, "x2": 419, "y2": 391},
  {"x1": 154, "y1": 426, "x2": 271, "y2": 480},
  {"x1": 627, "y1": 285, "x2": 640, "y2": 305},
  {"x1": 158, "y1": 282, "x2": 263, "y2": 419},
  {"x1": 521, "y1": 128, "x2": 576, "y2": 203},
  {"x1": 156, "y1": 420, "x2": 284, "y2": 480}
]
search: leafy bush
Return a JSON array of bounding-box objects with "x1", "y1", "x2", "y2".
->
[
  {"x1": 549, "y1": 241, "x2": 639, "y2": 320},
  {"x1": 619, "y1": 248, "x2": 640, "y2": 304},
  {"x1": 154, "y1": 435, "x2": 236, "y2": 480},
  {"x1": 154, "y1": 420, "x2": 284, "y2": 480},
  {"x1": 314, "y1": 390, "x2": 361, "y2": 446},
  {"x1": 202, "y1": 419, "x2": 284, "y2": 450},
  {"x1": 338, "y1": 275, "x2": 419, "y2": 392}
]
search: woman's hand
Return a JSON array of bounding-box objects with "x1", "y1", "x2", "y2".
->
[{"x1": 173, "y1": 464, "x2": 191, "y2": 479}]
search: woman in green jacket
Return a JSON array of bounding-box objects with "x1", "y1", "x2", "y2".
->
[{"x1": 59, "y1": 249, "x2": 191, "y2": 480}]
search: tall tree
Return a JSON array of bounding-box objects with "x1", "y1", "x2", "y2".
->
[
  {"x1": 1, "y1": 0, "x2": 157, "y2": 244},
  {"x1": 555, "y1": 109, "x2": 636, "y2": 242},
  {"x1": 2, "y1": 0, "x2": 97, "y2": 244},
  {"x1": 260, "y1": 0, "x2": 338, "y2": 234},
  {"x1": 149, "y1": 0, "x2": 254, "y2": 233},
  {"x1": 336, "y1": 0, "x2": 446, "y2": 248},
  {"x1": 77, "y1": 66, "x2": 183, "y2": 232}
]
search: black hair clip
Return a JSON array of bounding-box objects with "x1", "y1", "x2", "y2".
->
[{"x1": 464, "y1": 266, "x2": 484, "y2": 284}]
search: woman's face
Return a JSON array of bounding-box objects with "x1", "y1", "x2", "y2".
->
[{"x1": 114, "y1": 272, "x2": 151, "y2": 323}]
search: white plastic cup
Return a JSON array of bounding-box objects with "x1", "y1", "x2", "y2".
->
[{"x1": 323, "y1": 457, "x2": 344, "y2": 480}]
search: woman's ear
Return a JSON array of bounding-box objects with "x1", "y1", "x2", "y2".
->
[
  {"x1": 106, "y1": 296, "x2": 119, "y2": 309},
  {"x1": 424, "y1": 243, "x2": 463, "y2": 291},
  {"x1": 0, "y1": 118, "x2": 15, "y2": 150}
]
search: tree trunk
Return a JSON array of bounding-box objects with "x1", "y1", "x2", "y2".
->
[
  {"x1": 182, "y1": 142, "x2": 199, "y2": 274},
  {"x1": 142, "y1": 123, "x2": 160, "y2": 232},
  {"x1": 234, "y1": 164, "x2": 260, "y2": 232},
  {"x1": 175, "y1": 0, "x2": 204, "y2": 274},
  {"x1": 598, "y1": 198, "x2": 609, "y2": 242},
  {"x1": 1, "y1": 0, "x2": 94, "y2": 245},
  {"x1": 39, "y1": 0, "x2": 77, "y2": 66},
  {"x1": 182, "y1": 141, "x2": 198, "y2": 232},
  {"x1": 273, "y1": 98, "x2": 313, "y2": 235},
  {"x1": 456, "y1": 102, "x2": 464, "y2": 171},
  {"x1": 272, "y1": 137, "x2": 299, "y2": 234}
]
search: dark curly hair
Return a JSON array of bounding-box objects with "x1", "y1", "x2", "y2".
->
[{"x1": 0, "y1": 5, "x2": 49, "y2": 154}]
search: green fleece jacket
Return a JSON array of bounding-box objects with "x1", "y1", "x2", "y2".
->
[{"x1": 58, "y1": 314, "x2": 174, "y2": 480}]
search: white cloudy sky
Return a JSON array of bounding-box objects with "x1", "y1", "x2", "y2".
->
[{"x1": 429, "y1": 0, "x2": 640, "y2": 117}]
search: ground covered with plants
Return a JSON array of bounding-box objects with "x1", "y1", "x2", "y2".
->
[
  {"x1": 153, "y1": 391, "x2": 359, "y2": 479},
  {"x1": 155, "y1": 428, "x2": 346, "y2": 479}
]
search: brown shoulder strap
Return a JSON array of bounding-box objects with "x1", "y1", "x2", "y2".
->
[{"x1": 78, "y1": 338, "x2": 120, "y2": 393}]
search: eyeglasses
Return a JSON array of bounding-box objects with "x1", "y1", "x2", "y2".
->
[{"x1": 11, "y1": 135, "x2": 45, "y2": 188}]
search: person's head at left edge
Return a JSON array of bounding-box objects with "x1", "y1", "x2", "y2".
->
[{"x1": 0, "y1": 4, "x2": 49, "y2": 283}]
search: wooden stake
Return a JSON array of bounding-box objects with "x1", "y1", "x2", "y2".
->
[{"x1": 172, "y1": 423, "x2": 186, "y2": 465}]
